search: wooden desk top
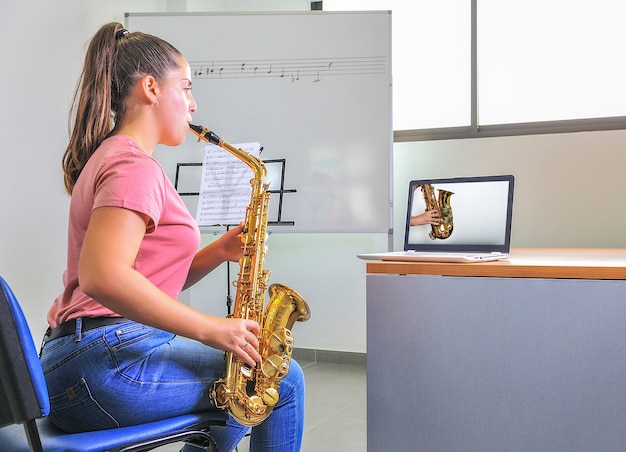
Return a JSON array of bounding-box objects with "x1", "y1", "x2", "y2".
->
[{"x1": 365, "y1": 248, "x2": 626, "y2": 280}]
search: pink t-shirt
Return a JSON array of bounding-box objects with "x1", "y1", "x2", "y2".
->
[{"x1": 48, "y1": 136, "x2": 200, "y2": 328}]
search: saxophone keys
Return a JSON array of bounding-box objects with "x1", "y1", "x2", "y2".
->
[
  {"x1": 264, "y1": 328, "x2": 293, "y2": 354},
  {"x1": 240, "y1": 363, "x2": 254, "y2": 379},
  {"x1": 261, "y1": 387, "x2": 279, "y2": 407},
  {"x1": 247, "y1": 395, "x2": 267, "y2": 415},
  {"x1": 211, "y1": 380, "x2": 230, "y2": 408},
  {"x1": 262, "y1": 354, "x2": 291, "y2": 378},
  {"x1": 241, "y1": 230, "x2": 255, "y2": 248},
  {"x1": 239, "y1": 254, "x2": 253, "y2": 268}
]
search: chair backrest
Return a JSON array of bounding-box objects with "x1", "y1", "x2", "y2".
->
[{"x1": 0, "y1": 276, "x2": 50, "y2": 428}]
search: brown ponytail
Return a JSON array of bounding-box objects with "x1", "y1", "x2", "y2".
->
[{"x1": 61, "y1": 22, "x2": 182, "y2": 194}]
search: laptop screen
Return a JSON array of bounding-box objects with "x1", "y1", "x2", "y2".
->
[{"x1": 404, "y1": 175, "x2": 515, "y2": 253}]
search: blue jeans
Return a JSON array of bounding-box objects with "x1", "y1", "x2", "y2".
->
[{"x1": 40, "y1": 320, "x2": 305, "y2": 451}]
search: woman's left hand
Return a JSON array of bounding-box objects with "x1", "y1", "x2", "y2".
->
[
  {"x1": 218, "y1": 221, "x2": 246, "y2": 262},
  {"x1": 185, "y1": 222, "x2": 246, "y2": 289}
]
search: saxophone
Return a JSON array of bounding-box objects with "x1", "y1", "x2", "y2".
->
[
  {"x1": 190, "y1": 124, "x2": 311, "y2": 427},
  {"x1": 420, "y1": 184, "x2": 454, "y2": 240}
]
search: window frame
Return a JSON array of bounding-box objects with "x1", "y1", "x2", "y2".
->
[{"x1": 387, "y1": 0, "x2": 626, "y2": 142}]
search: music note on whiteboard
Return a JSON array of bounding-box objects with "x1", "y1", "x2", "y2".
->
[{"x1": 189, "y1": 56, "x2": 386, "y2": 83}]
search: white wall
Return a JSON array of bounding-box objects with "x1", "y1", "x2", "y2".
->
[{"x1": 2, "y1": 0, "x2": 626, "y2": 355}]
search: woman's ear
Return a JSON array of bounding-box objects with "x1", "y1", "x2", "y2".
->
[{"x1": 138, "y1": 74, "x2": 159, "y2": 105}]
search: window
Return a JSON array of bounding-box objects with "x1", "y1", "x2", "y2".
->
[
  {"x1": 325, "y1": 0, "x2": 470, "y2": 130},
  {"x1": 324, "y1": 0, "x2": 626, "y2": 139}
]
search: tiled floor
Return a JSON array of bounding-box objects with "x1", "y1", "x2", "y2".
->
[{"x1": 154, "y1": 361, "x2": 367, "y2": 451}]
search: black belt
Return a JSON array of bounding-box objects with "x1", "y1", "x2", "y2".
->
[{"x1": 44, "y1": 317, "x2": 128, "y2": 342}]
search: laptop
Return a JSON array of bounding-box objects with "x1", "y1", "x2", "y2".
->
[{"x1": 357, "y1": 174, "x2": 515, "y2": 263}]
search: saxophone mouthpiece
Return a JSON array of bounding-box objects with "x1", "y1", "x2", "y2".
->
[{"x1": 189, "y1": 124, "x2": 221, "y2": 146}]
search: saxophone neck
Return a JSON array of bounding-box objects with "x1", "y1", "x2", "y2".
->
[
  {"x1": 222, "y1": 141, "x2": 267, "y2": 181},
  {"x1": 189, "y1": 124, "x2": 266, "y2": 180}
]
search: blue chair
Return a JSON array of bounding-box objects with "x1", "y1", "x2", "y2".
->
[{"x1": 0, "y1": 276, "x2": 227, "y2": 451}]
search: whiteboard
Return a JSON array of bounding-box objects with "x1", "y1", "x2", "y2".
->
[{"x1": 126, "y1": 11, "x2": 392, "y2": 232}]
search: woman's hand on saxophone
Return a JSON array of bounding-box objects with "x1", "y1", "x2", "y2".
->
[
  {"x1": 203, "y1": 317, "x2": 262, "y2": 368},
  {"x1": 410, "y1": 209, "x2": 441, "y2": 226},
  {"x1": 218, "y1": 222, "x2": 246, "y2": 262},
  {"x1": 230, "y1": 318, "x2": 262, "y2": 368},
  {"x1": 184, "y1": 222, "x2": 245, "y2": 290}
]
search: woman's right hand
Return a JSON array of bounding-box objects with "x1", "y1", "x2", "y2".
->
[{"x1": 209, "y1": 317, "x2": 262, "y2": 368}]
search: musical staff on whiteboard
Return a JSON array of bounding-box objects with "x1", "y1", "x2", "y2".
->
[{"x1": 189, "y1": 56, "x2": 387, "y2": 83}]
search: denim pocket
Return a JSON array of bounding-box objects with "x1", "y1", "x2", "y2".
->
[
  {"x1": 106, "y1": 322, "x2": 158, "y2": 351},
  {"x1": 48, "y1": 378, "x2": 119, "y2": 433},
  {"x1": 104, "y1": 323, "x2": 174, "y2": 383}
]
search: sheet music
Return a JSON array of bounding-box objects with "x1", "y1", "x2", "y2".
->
[{"x1": 195, "y1": 142, "x2": 261, "y2": 226}]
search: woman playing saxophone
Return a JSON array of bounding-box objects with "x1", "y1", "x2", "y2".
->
[{"x1": 40, "y1": 22, "x2": 305, "y2": 452}]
